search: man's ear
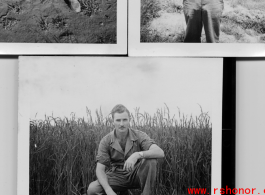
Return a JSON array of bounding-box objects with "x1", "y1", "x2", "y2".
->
[{"x1": 108, "y1": 115, "x2": 114, "y2": 124}]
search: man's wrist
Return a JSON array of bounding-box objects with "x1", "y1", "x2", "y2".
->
[
  {"x1": 138, "y1": 151, "x2": 144, "y2": 159},
  {"x1": 105, "y1": 186, "x2": 113, "y2": 193}
]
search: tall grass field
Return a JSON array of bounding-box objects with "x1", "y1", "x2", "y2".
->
[{"x1": 30, "y1": 107, "x2": 212, "y2": 195}]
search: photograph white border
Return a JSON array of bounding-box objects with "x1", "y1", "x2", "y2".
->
[
  {"x1": 0, "y1": 0, "x2": 127, "y2": 55},
  {"x1": 129, "y1": 0, "x2": 265, "y2": 57},
  {"x1": 18, "y1": 57, "x2": 222, "y2": 195}
]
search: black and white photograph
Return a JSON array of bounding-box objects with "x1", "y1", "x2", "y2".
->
[
  {"x1": 0, "y1": 0, "x2": 116, "y2": 43},
  {"x1": 129, "y1": 0, "x2": 265, "y2": 57},
  {"x1": 18, "y1": 57, "x2": 222, "y2": 195},
  {"x1": 0, "y1": 0, "x2": 127, "y2": 55},
  {"x1": 141, "y1": 0, "x2": 265, "y2": 43}
]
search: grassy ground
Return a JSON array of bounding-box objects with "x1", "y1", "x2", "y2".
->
[
  {"x1": 141, "y1": 0, "x2": 265, "y2": 43},
  {"x1": 30, "y1": 107, "x2": 212, "y2": 195},
  {"x1": 0, "y1": 0, "x2": 116, "y2": 43}
]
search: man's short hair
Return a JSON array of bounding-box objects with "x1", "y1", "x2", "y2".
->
[{"x1": 111, "y1": 104, "x2": 130, "y2": 119}]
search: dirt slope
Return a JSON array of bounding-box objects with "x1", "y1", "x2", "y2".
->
[{"x1": 0, "y1": 0, "x2": 116, "y2": 43}]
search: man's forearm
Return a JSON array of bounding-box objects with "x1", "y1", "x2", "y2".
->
[
  {"x1": 140, "y1": 144, "x2": 164, "y2": 159},
  {"x1": 96, "y1": 169, "x2": 112, "y2": 192},
  {"x1": 141, "y1": 149, "x2": 163, "y2": 159}
]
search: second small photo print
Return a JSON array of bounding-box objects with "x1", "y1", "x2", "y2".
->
[{"x1": 129, "y1": 0, "x2": 265, "y2": 57}]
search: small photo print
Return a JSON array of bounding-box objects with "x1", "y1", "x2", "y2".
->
[
  {"x1": 141, "y1": 0, "x2": 265, "y2": 43},
  {"x1": 0, "y1": 0, "x2": 116, "y2": 43},
  {"x1": 18, "y1": 57, "x2": 222, "y2": 195}
]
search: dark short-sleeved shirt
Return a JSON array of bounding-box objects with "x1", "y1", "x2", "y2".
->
[{"x1": 96, "y1": 128, "x2": 156, "y2": 167}]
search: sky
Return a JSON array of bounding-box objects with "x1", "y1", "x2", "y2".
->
[{"x1": 19, "y1": 57, "x2": 223, "y2": 121}]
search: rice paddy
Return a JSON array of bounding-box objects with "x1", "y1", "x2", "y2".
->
[{"x1": 30, "y1": 106, "x2": 212, "y2": 195}]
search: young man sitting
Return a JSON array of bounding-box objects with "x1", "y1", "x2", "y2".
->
[{"x1": 87, "y1": 104, "x2": 164, "y2": 195}]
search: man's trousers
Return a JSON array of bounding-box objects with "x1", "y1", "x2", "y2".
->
[
  {"x1": 87, "y1": 159, "x2": 157, "y2": 195},
  {"x1": 183, "y1": 0, "x2": 224, "y2": 43}
]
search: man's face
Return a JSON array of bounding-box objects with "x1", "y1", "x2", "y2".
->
[{"x1": 113, "y1": 111, "x2": 130, "y2": 131}]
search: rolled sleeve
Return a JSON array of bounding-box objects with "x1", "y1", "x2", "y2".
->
[
  {"x1": 139, "y1": 132, "x2": 156, "y2": 151},
  {"x1": 96, "y1": 137, "x2": 110, "y2": 167}
]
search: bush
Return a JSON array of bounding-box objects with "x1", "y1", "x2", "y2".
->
[{"x1": 141, "y1": 0, "x2": 161, "y2": 26}]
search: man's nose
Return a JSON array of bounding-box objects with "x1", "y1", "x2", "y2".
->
[{"x1": 120, "y1": 121, "x2": 124, "y2": 125}]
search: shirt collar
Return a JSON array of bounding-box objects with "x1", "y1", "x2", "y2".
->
[
  {"x1": 109, "y1": 128, "x2": 139, "y2": 155},
  {"x1": 110, "y1": 128, "x2": 138, "y2": 144}
]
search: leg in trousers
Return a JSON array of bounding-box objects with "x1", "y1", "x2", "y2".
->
[
  {"x1": 87, "y1": 167, "x2": 137, "y2": 195},
  {"x1": 87, "y1": 159, "x2": 157, "y2": 195},
  {"x1": 202, "y1": 0, "x2": 224, "y2": 42},
  {"x1": 87, "y1": 179, "x2": 130, "y2": 195},
  {"x1": 87, "y1": 180, "x2": 105, "y2": 195},
  {"x1": 132, "y1": 159, "x2": 157, "y2": 195},
  {"x1": 183, "y1": 0, "x2": 203, "y2": 43}
]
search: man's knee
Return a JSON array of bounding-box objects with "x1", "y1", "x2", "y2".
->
[
  {"x1": 143, "y1": 159, "x2": 157, "y2": 169},
  {"x1": 87, "y1": 183, "x2": 95, "y2": 195},
  {"x1": 87, "y1": 180, "x2": 103, "y2": 195}
]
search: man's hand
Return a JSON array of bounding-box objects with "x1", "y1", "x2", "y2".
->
[
  {"x1": 105, "y1": 187, "x2": 117, "y2": 195},
  {"x1": 123, "y1": 152, "x2": 141, "y2": 172}
]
